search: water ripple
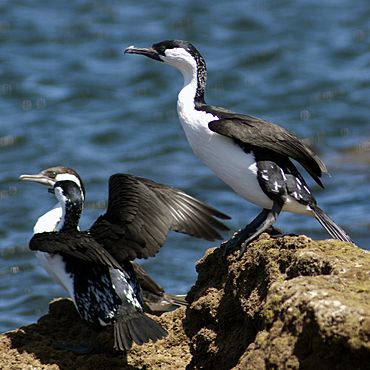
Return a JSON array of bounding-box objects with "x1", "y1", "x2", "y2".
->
[{"x1": 1, "y1": 0, "x2": 369, "y2": 332}]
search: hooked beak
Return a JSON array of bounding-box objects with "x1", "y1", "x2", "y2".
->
[
  {"x1": 19, "y1": 172, "x2": 55, "y2": 187},
  {"x1": 124, "y1": 46, "x2": 163, "y2": 62}
]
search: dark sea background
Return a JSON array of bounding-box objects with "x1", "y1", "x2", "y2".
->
[{"x1": 1, "y1": 0, "x2": 369, "y2": 332}]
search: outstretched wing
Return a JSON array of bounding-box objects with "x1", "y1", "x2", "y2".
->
[
  {"x1": 207, "y1": 113, "x2": 327, "y2": 187},
  {"x1": 29, "y1": 231, "x2": 121, "y2": 269},
  {"x1": 139, "y1": 175, "x2": 230, "y2": 236},
  {"x1": 89, "y1": 174, "x2": 230, "y2": 262}
]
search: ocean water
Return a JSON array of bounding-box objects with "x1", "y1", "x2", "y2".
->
[{"x1": 0, "y1": 0, "x2": 369, "y2": 332}]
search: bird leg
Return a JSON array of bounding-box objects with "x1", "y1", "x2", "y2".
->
[
  {"x1": 222, "y1": 209, "x2": 270, "y2": 255},
  {"x1": 222, "y1": 200, "x2": 283, "y2": 256}
]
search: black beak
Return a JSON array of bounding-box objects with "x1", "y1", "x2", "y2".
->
[{"x1": 124, "y1": 46, "x2": 163, "y2": 62}]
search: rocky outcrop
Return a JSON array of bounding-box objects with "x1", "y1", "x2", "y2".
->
[
  {"x1": 185, "y1": 235, "x2": 370, "y2": 369},
  {"x1": 1, "y1": 234, "x2": 369, "y2": 369}
]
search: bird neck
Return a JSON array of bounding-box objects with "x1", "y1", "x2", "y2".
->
[
  {"x1": 177, "y1": 59, "x2": 207, "y2": 110},
  {"x1": 58, "y1": 199, "x2": 82, "y2": 232}
]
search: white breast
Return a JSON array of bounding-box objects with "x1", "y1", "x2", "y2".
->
[
  {"x1": 33, "y1": 206, "x2": 62, "y2": 234},
  {"x1": 177, "y1": 98, "x2": 273, "y2": 209},
  {"x1": 33, "y1": 204, "x2": 75, "y2": 303},
  {"x1": 175, "y1": 71, "x2": 316, "y2": 217},
  {"x1": 35, "y1": 251, "x2": 75, "y2": 300}
]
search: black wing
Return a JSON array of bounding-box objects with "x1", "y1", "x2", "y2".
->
[
  {"x1": 89, "y1": 174, "x2": 230, "y2": 262},
  {"x1": 206, "y1": 111, "x2": 327, "y2": 188},
  {"x1": 138, "y1": 175, "x2": 230, "y2": 236},
  {"x1": 29, "y1": 231, "x2": 122, "y2": 269}
]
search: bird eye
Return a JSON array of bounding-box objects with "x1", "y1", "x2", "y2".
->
[
  {"x1": 158, "y1": 46, "x2": 167, "y2": 55},
  {"x1": 44, "y1": 170, "x2": 57, "y2": 179}
]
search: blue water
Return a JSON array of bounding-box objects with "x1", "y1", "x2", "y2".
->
[{"x1": 1, "y1": 0, "x2": 369, "y2": 332}]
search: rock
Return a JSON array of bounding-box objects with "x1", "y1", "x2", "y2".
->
[
  {"x1": 185, "y1": 234, "x2": 370, "y2": 370},
  {"x1": 0, "y1": 234, "x2": 369, "y2": 369},
  {"x1": 0, "y1": 298, "x2": 190, "y2": 370}
]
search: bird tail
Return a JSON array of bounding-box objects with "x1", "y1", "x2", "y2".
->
[
  {"x1": 144, "y1": 293, "x2": 188, "y2": 315},
  {"x1": 311, "y1": 205, "x2": 353, "y2": 243},
  {"x1": 165, "y1": 293, "x2": 187, "y2": 307},
  {"x1": 113, "y1": 310, "x2": 167, "y2": 351}
]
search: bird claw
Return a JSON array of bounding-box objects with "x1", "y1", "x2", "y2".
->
[
  {"x1": 221, "y1": 227, "x2": 255, "y2": 257},
  {"x1": 222, "y1": 225, "x2": 286, "y2": 259},
  {"x1": 221, "y1": 237, "x2": 239, "y2": 257}
]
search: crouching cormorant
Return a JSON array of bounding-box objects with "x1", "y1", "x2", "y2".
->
[{"x1": 20, "y1": 166, "x2": 229, "y2": 350}]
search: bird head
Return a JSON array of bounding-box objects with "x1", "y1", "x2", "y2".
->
[
  {"x1": 125, "y1": 39, "x2": 206, "y2": 76},
  {"x1": 19, "y1": 166, "x2": 85, "y2": 200}
]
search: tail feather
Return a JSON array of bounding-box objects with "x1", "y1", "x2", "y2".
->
[
  {"x1": 114, "y1": 323, "x2": 132, "y2": 351},
  {"x1": 312, "y1": 206, "x2": 353, "y2": 243},
  {"x1": 143, "y1": 292, "x2": 188, "y2": 315},
  {"x1": 113, "y1": 311, "x2": 168, "y2": 351},
  {"x1": 127, "y1": 320, "x2": 145, "y2": 345},
  {"x1": 165, "y1": 293, "x2": 187, "y2": 307}
]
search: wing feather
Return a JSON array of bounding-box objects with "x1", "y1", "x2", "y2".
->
[
  {"x1": 207, "y1": 114, "x2": 327, "y2": 187},
  {"x1": 29, "y1": 231, "x2": 121, "y2": 269},
  {"x1": 89, "y1": 174, "x2": 230, "y2": 262}
]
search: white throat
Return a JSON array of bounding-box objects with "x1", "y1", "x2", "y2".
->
[
  {"x1": 178, "y1": 67, "x2": 198, "y2": 113},
  {"x1": 162, "y1": 48, "x2": 200, "y2": 113},
  {"x1": 34, "y1": 203, "x2": 63, "y2": 234},
  {"x1": 175, "y1": 59, "x2": 217, "y2": 155}
]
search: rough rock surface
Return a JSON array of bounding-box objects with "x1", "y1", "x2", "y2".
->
[
  {"x1": 1, "y1": 234, "x2": 369, "y2": 370},
  {"x1": 186, "y1": 235, "x2": 370, "y2": 370}
]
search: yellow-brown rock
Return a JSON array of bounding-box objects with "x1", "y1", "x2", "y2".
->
[{"x1": 1, "y1": 234, "x2": 368, "y2": 370}]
